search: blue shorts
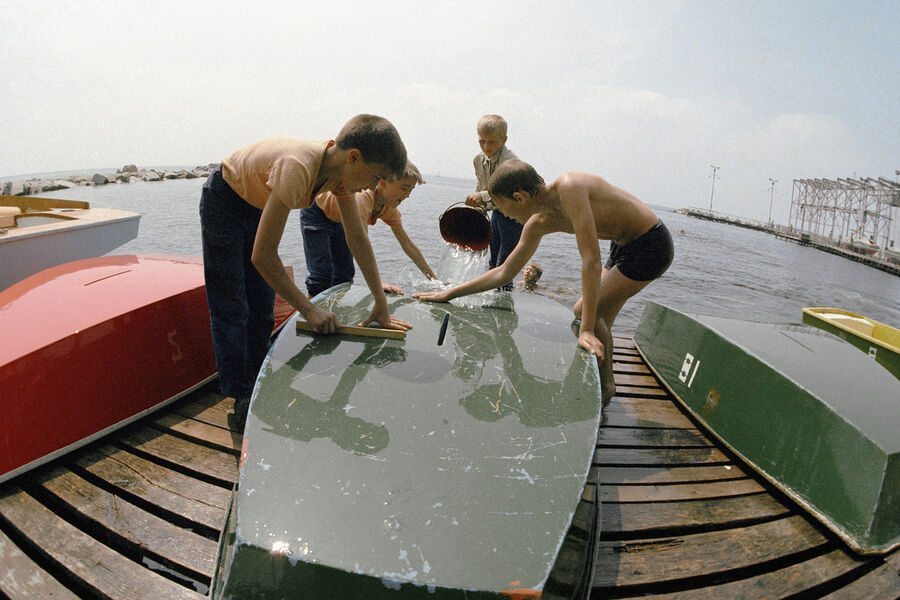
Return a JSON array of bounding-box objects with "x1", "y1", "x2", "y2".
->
[{"x1": 605, "y1": 220, "x2": 674, "y2": 281}]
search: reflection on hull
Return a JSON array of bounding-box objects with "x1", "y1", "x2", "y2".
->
[{"x1": 212, "y1": 284, "x2": 604, "y2": 599}]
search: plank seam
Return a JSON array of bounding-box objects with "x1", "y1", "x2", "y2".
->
[
  {"x1": 0, "y1": 493, "x2": 104, "y2": 600},
  {"x1": 599, "y1": 510, "x2": 790, "y2": 542},
  {"x1": 65, "y1": 462, "x2": 220, "y2": 541},
  {"x1": 109, "y1": 441, "x2": 234, "y2": 490},
  {"x1": 23, "y1": 481, "x2": 210, "y2": 594},
  {"x1": 594, "y1": 542, "x2": 836, "y2": 599}
]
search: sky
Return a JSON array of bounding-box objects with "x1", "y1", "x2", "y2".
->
[{"x1": 1, "y1": 0, "x2": 897, "y2": 223}]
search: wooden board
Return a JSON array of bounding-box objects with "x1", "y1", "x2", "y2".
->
[{"x1": 296, "y1": 319, "x2": 407, "y2": 339}]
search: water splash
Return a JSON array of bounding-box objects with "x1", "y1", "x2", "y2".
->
[{"x1": 436, "y1": 244, "x2": 489, "y2": 285}]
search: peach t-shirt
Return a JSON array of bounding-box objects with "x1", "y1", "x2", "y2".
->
[
  {"x1": 315, "y1": 189, "x2": 402, "y2": 228},
  {"x1": 221, "y1": 138, "x2": 333, "y2": 210}
]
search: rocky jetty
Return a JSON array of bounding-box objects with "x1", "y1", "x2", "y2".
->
[{"x1": 1, "y1": 164, "x2": 217, "y2": 196}]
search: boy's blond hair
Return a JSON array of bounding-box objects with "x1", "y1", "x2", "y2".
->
[
  {"x1": 477, "y1": 114, "x2": 508, "y2": 137},
  {"x1": 399, "y1": 160, "x2": 425, "y2": 185}
]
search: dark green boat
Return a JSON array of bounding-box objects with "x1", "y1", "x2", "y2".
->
[
  {"x1": 634, "y1": 302, "x2": 899, "y2": 555},
  {"x1": 211, "y1": 284, "x2": 603, "y2": 599}
]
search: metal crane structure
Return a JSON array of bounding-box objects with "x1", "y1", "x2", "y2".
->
[{"x1": 789, "y1": 176, "x2": 900, "y2": 250}]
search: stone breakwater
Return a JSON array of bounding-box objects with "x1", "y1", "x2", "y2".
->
[{"x1": 1, "y1": 163, "x2": 216, "y2": 196}]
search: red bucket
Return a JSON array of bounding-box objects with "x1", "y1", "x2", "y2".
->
[{"x1": 439, "y1": 203, "x2": 491, "y2": 251}]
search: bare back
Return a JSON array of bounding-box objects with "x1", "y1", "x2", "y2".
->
[{"x1": 546, "y1": 173, "x2": 658, "y2": 245}]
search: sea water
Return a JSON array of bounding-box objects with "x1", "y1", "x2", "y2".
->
[{"x1": 34, "y1": 173, "x2": 900, "y2": 334}]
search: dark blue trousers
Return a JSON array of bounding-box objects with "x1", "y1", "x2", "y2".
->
[
  {"x1": 489, "y1": 210, "x2": 524, "y2": 290},
  {"x1": 299, "y1": 202, "x2": 355, "y2": 297},
  {"x1": 199, "y1": 166, "x2": 275, "y2": 399}
]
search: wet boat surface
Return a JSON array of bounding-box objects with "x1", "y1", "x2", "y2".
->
[
  {"x1": 212, "y1": 287, "x2": 604, "y2": 599},
  {"x1": 0, "y1": 337, "x2": 897, "y2": 599}
]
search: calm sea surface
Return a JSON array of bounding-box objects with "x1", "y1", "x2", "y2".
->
[{"x1": 37, "y1": 174, "x2": 900, "y2": 335}]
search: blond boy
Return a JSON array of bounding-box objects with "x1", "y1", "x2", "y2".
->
[
  {"x1": 465, "y1": 115, "x2": 522, "y2": 276},
  {"x1": 301, "y1": 161, "x2": 437, "y2": 296}
]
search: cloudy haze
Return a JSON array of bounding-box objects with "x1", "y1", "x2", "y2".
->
[{"x1": 1, "y1": 0, "x2": 896, "y2": 223}]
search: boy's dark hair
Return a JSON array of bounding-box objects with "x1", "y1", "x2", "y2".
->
[
  {"x1": 488, "y1": 159, "x2": 545, "y2": 199},
  {"x1": 336, "y1": 115, "x2": 407, "y2": 179}
]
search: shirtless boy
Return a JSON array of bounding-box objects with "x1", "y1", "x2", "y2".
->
[{"x1": 414, "y1": 159, "x2": 673, "y2": 400}]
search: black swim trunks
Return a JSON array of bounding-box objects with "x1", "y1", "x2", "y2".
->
[{"x1": 605, "y1": 220, "x2": 674, "y2": 281}]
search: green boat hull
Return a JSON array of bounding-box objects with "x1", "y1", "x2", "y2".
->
[
  {"x1": 801, "y1": 308, "x2": 900, "y2": 380},
  {"x1": 211, "y1": 285, "x2": 603, "y2": 598},
  {"x1": 634, "y1": 302, "x2": 899, "y2": 555}
]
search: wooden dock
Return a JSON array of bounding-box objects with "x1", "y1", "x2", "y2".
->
[
  {"x1": 1, "y1": 336, "x2": 897, "y2": 599},
  {"x1": 678, "y1": 208, "x2": 900, "y2": 277}
]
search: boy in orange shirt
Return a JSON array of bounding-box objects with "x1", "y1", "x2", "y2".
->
[
  {"x1": 300, "y1": 160, "x2": 437, "y2": 296},
  {"x1": 415, "y1": 160, "x2": 673, "y2": 400},
  {"x1": 200, "y1": 115, "x2": 412, "y2": 428}
]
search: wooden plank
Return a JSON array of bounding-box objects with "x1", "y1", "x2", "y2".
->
[
  {"x1": 821, "y1": 549, "x2": 900, "y2": 599},
  {"x1": 116, "y1": 427, "x2": 238, "y2": 484},
  {"x1": 0, "y1": 487, "x2": 204, "y2": 600},
  {"x1": 598, "y1": 464, "x2": 749, "y2": 485},
  {"x1": 614, "y1": 373, "x2": 660, "y2": 387},
  {"x1": 606, "y1": 395, "x2": 688, "y2": 411},
  {"x1": 73, "y1": 445, "x2": 229, "y2": 531},
  {"x1": 603, "y1": 399, "x2": 696, "y2": 429},
  {"x1": 295, "y1": 320, "x2": 407, "y2": 339},
  {"x1": 613, "y1": 385, "x2": 670, "y2": 398},
  {"x1": 0, "y1": 195, "x2": 90, "y2": 210},
  {"x1": 153, "y1": 413, "x2": 240, "y2": 451},
  {"x1": 36, "y1": 466, "x2": 217, "y2": 578},
  {"x1": 0, "y1": 525, "x2": 81, "y2": 600},
  {"x1": 602, "y1": 478, "x2": 765, "y2": 502},
  {"x1": 603, "y1": 411, "x2": 694, "y2": 429},
  {"x1": 612, "y1": 353, "x2": 644, "y2": 364},
  {"x1": 596, "y1": 427, "x2": 713, "y2": 448},
  {"x1": 172, "y1": 400, "x2": 233, "y2": 430},
  {"x1": 594, "y1": 515, "x2": 828, "y2": 588},
  {"x1": 191, "y1": 390, "x2": 235, "y2": 413},
  {"x1": 595, "y1": 447, "x2": 731, "y2": 466},
  {"x1": 613, "y1": 348, "x2": 642, "y2": 358},
  {"x1": 601, "y1": 493, "x2": 791, "y2": 535},
  {"x1": 646, "y1": 548, "x2": 872, "y2": 599},
  {"x1": 614, "y1": 362, "x2": 652, "y2": 374},
  {"x1": 613, "y1": 337, "x2": 637, "y2": 350}
]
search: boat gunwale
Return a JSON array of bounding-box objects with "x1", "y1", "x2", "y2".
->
[
  {"x1": 0, "y1": 373, "x2": 219, "y2": 486},
  {"x1": 802, "y1": 306, "x2": 900, "y2": 354}
]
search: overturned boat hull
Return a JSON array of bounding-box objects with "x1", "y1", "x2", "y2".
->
[
  {"x1": 0, "y1": 255, "x2": 295, "y2": 484},
  {"x1": 212, "y1": 284, "x2": 604, "y2": 598},
  {"x1": 634, "y1": 302, "x2": 899, "y2": 554}
]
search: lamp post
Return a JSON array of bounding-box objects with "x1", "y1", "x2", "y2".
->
[
  {"x1": 768, "y1": 178, "x2": 778, "y2": 225},
  {"x1": 708, "y1": 164, "x2": 719, "y2": 214}
]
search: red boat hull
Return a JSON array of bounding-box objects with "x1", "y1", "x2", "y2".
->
[{"x1": 0, "y1": 255, "x2": 295, "y2": 483}]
